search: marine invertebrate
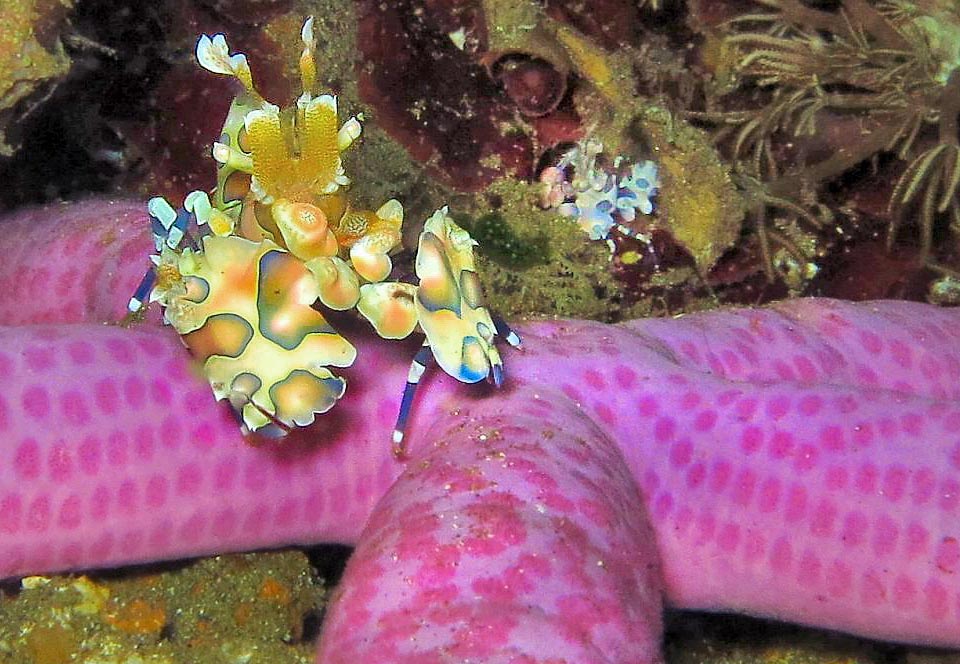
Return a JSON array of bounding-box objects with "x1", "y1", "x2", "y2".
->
[
  {"x1": 193, "y1": 19, "x2": 392, "y2": 272},
  {"x1": 126, "y1": 19, "x2": 514, "y2": 442},
  {"x1": 692, "y1": 0, "x2": 960, "y2": 265},
  {"x1": 540, "y1": 138, "x2": 661, "y2": 247},
  {"x1": 152, "y1": 213, "x2": 358, "y2": 436},
  {"x1": 501, "y1": 11, "x2": 746, "y2": 290},
  {"x1": 887, "y1": 67, "x2": 960, "y2": 257},
  {"x1": 2, "y1": 200, "x2": 960, "y2": 661},
  {"x1": 357, "y1": 207, "x2": 522, "y2": 452}
]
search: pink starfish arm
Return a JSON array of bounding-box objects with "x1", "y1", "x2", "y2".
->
[
  {"x1": 0, "y1": 200, "x2": 408, "y2": 562},
  {"x1": 322, "y1": 306, "x2": 960, "y2": 661},
  {"x1": 317, "y1": 371, "x2": 666, "y2": 663},
  {"x1": 1, "y1": 201, "x2": 958, "y2": 663}
]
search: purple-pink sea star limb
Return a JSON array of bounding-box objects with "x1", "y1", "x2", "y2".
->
[{"x1": 1, "y1": 200, "x2": 959, "y2": 662}]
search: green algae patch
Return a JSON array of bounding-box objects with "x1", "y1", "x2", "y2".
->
[
  {"x1": 456, "y1": 210, "x2": 551, "y2": 270},
  {"x1": 0, "y1": 0, "x2": 72, "y2": 156},
  {"x1": 462, "y1": 178, "x2": 624, "y2": 321}
]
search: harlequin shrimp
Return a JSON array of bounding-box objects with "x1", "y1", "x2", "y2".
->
[
  {"x1": 126, "y1": 18, "x2": 517, "y2": 453},
  {"x1": 129, "y1": 196, "x2": 358, "y2": 438},
  {"x1": 540, "y1": 138, "x2": 660, "y2": 260}
]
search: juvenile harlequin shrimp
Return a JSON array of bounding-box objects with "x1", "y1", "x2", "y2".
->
[
  {"x1": 356, "y1": 208, "x2": 521, "y2": 456},
  {"x1": 128, "y1": 18, "x2": 517, "y2": 450},
  {"x1": 540, "y1": 139, "x2": 660, "y2": 260}
]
